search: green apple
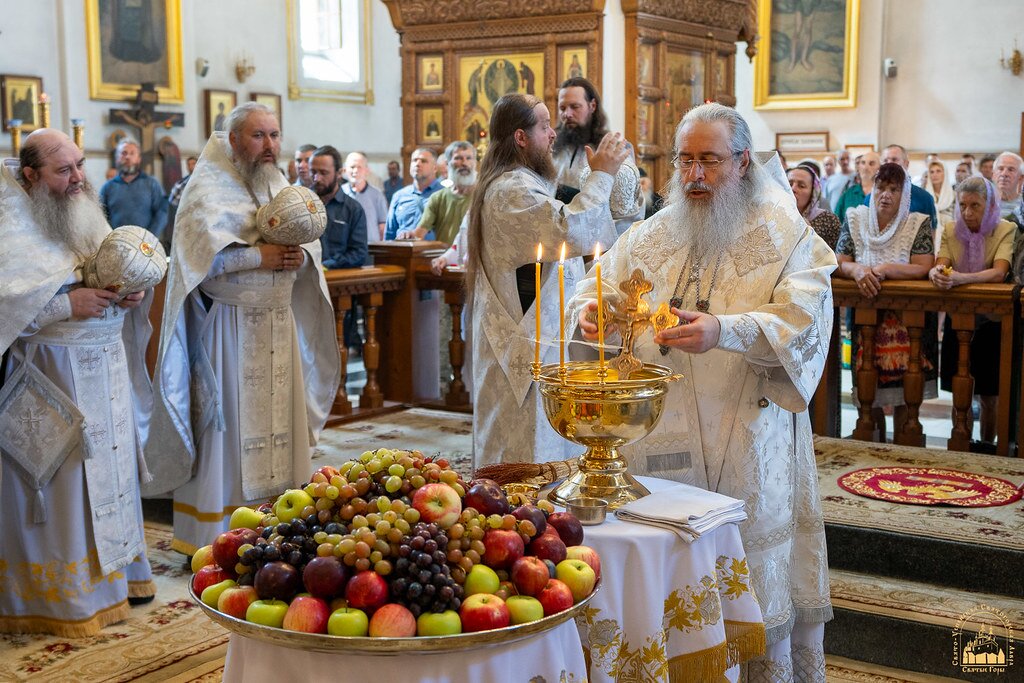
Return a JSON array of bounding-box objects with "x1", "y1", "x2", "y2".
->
[
  {"x1": 274, "y1": 489, "x2": 315, "y2": 523},
  {"x1": 191, "y1": 544, "x2": 216, "y2": 573},
  {"x1": 246, "y1": 599, "x2": 290, "y2": 628},
  {"x1": 555, "y1": 559, "x2": 597, "y2": 602},
  {"x1": 200, "y1": 578, "x2": 237, "y2": 608},
  {"x1": 417, "y1": 610, "x2": 462, "y2": 636},
  {"x1": 463, "y1": 564, "x2": 500, "y2": 596},
  {"x1": 506, "y1": 595, "x2": 545, "y2": 625},
  {"x1": 229, "y1": 506, "x2": 263, "y2": 530},
  {"x1": 327, "y1": 607, "x2": 369, "y2": 636}
]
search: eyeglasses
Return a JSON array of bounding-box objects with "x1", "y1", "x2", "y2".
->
[{"x1": 670, "y1": 151, "x2": 742, "y2": 171}]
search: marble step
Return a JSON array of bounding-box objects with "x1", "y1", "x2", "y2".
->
[{"x1": 825, "y1": 569, "x2": 1022, "y2": 681}]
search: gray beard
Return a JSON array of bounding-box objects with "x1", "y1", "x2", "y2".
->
[
  {"x1": 236, "y1": 159, "x2": 282, "y2": 194},
  {"x1": 452, "y1": 168, "x2": 477, "y2": 190},
  {"x1": 665, "y1": 168, "x2": 757, "y2": 264},
  {"x1": 29, "y1": 182, "x2": 110, "y2": 262}
]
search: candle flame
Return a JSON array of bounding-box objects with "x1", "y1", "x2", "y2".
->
[
  {"x1": 559, "y1": 242, "x2": 567, "y2": 264},
  {"x1": 38, "y1": 93, "x2": 49, "y2": 103},
  {"x1": 594, "y1": 243, "x2": 601, "y2": 261},
  {"x1": 537, "y1": 243, "x2": 543, "y2": 261}
]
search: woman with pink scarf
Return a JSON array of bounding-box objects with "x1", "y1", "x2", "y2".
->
[{"x1": 930, "y1": 176, "x2": 1014, "y2": 446}]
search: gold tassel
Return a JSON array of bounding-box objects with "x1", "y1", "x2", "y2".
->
[
  {"x1": 0, "y1": 601, "x2": 131, "y2": 638},
  {"x1": 666, "y1": 641, "x2": 728, "y2": 682},
  {"x1": 473, "y1": 459, "x2": 577, "y2": 486},
  {"x1": 725, "y1": 620, "x2": 767, "y2": 667}
]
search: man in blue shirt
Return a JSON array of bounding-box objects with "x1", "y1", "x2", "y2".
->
[
  {"x1": 863, "y1": 144, "x2": 937, "y2": 227},
  {"x1": 343, "y1": 151, "x2": 389, "y2": 243},
  {"x1": 383, "y1": 160, "x2": 404, "y2": 206},
  {"x1": 311, "y1": 145, "x2": 368, "y2": 270},
  {"x1": 99, "y1": 138, "x2": 168, "y2": 238},
  {"x1": 384, "y1": 148, "x2": 443, "y2": 240}
]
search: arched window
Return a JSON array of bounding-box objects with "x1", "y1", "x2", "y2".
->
[{"x1": 288, "y1": 0, "x2": 373, "y2": 103}]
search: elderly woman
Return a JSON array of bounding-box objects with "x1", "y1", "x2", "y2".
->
[
  {"x1": 920, "y1": 160, "x2": 955, "y2": 224},
  {"x1": 930, "y1": 177, "x2": 1014, "y2": 444},
  {"x1": 836, "y1": 163, "x2": 937, "y2": 441},
  {"x1": 788, "y1": 164, "x2": 841, "y2": 249}
]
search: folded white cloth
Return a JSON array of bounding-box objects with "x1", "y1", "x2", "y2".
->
[{"x1": 614, "y1": 482, "x2": 747, "y2": 543}]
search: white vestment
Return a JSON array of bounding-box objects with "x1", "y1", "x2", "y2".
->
[
  {"x1": 0, "y1": 160, "x2": 155, "y2": 636},
  {"x1": 147, "y1": 134, "x2": 340, "y2": 555},
  {"x1": 472, "y1": 167, "x2": 617, "y2": 468},
  {"x1": 569, "y1": 177, "x2": 837, "y2": 677},
  {"x1": 553, "y1": 143, "x2": 644, "y2": 234}
]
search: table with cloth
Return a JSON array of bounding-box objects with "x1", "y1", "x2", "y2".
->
[{"x1": 571, "y1": 476, "x2": 765, "y2": 682}]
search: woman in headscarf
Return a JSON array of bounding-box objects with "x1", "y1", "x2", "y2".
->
[
  {"x1": 788, "y1": 164, "x2": 841, "y2": 249},
  {"x1": 836, "y1": 163, "x2": 937, "y2": 441},
  {"x1": 920, "y1": 159, "x2": 955, "y2": 225},
  {"x1": 930, "y1": 176, "x2": 1014, "y2": 445}
]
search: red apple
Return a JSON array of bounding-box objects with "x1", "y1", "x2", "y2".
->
[
  {"x1": 253, "y1": 561, "x2": 302, "y2": 601},
  {"x1": 536, "y1": 579, "x2": 574, "y2": 616},
  {"x1": 302, "y1": 556, "x2": 350, "y2": 600},
  {"x1": 483, "y1": 529, "x2": 525, "y2": 569},
  {"x1": 463, "y1": 479, "x2": 509, "y2": 516},
  {"x1": 282, "y1": 595, "x2": 330, "y2": 633},
  {"x1": 217, "y1": 585, "x2": 259, "y2": 619},
  {"x1": 212, "y1": 528, "x2": 260, "y2": 572},
  {"x1": 459, "y1": 593, "x2": 511, "y2": 632},
  {"x1": 315, "y1": 465, "x2": 340, "y2": 481},
  {"x1": 193, "y1": 564, "x2": 235, "y2": 596},
  {"x1": 566, "y1": 545, "x2": 601, "y2": 581},
  {"x1": 345, "y1": 570, "x2": 389, "y2": 612},
  {"x1": 511, "y1": 556, "x2": 551, "y2": 597},
  {"x1": 546, "y1": 512, "x2": 584, "y2": 546},
  {"x1": 555, "y1": 559, "x2": 597, "y2": 602},
  {"x1": 411, "y1": 483, "x2": 463, "y2": 529},
  {"x1": 511, "y1": 505, "x2": 547, "y2": 537},
  {"x1": 368, "y1": 603, "x2": 417, "y2": 637},
  {"x1": 528, "y1": 533, "x2": 567, "y2": 565}
]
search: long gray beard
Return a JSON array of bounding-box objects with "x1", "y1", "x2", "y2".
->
[
  {"x1": 236, "y1": 160, "x2": 282, "y2": 195},
  {"x1": 665, "y1": 168, "x2": 758, "y2": 263},
  {"x1": 452, "y1": 168, "x2": 478, "y2": 190},
  {"x1": 29, "y1": 182, "x2": 110, "y2": 262}
]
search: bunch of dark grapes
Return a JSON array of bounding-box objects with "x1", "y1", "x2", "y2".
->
[
  {"x1": 388, "y1": 522, "x2": 464, "y2": 617},
  {"x1": 236, "y1": 516, "x2": 342, "y2": 584}
]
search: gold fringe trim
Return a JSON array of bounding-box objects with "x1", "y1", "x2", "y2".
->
[
  {"x1": 0, "y1": 600, "x2": 130, "y2": 638},
  {"x1": 171, "y1": 538, "x2": 200, "y2": 557},
  {"x1": 172, "y1": 501, "x2": 236, "y2": 523},
  {"x1": 666, "y1": 641, "x2": 728, "y2": 683},
  {"x1": 128, "y1": 579, "x2": 157, "y2": 599},
  {"x1": 724, "y1": 620, "x2": 767, "y2": 667}
]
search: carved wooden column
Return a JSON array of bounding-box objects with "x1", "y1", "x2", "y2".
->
[
  {"x1": 445, "y1": 290, "x2": 470, "y2": 407},
  {"x1": 948, "y1": 313, "x2": 976, "y2": 452},
  {"x1": 895, "y1": 310, "x2": 925, "y2": 447},
  {"x1": 359, "y1": 291, "x2": 384, "y2": 409},
  {"x1": 333, "y1": 293, "x2": 353, "y2": 415},
  {"x1": 852, "y1": 307, "x2": 880, "y2": 442},
  {"x1": 811, "y1": 306, "x2": 841, "y2": 437}
]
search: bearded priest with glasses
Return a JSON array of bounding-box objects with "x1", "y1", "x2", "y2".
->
[{"x1": 570, "y1": 103, "x2": 838, "y2": 680}]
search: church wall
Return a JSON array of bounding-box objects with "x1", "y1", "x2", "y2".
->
[
  {"x1": 0, "y1": 0, "x2": 404, "y2": 181},
  {"x1": 735, "y1": 0, "x2": 1024, "y2": 160}
]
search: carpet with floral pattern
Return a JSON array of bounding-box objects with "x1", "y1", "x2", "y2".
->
[
  {"x1": 815, "y1": 436, "x2": 1024, "y2": 550},
  {"x1": 0, "y1": 522, "x2": 228, "y2": 682}
]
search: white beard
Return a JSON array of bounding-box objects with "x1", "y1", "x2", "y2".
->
[
  {"x1": 29, "y1": 182, "x2": 111, "y2": 262},
  {"x1": 664, "y1": 168, "x2": 759, "y2": 264},
  {"x1": 453, "y1": 168, "x2": 478, "y2": 190}
]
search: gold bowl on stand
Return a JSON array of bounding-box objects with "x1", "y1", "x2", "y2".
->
[{"x1": 536, "y1": 360, "x2": 680, "y2": 509}]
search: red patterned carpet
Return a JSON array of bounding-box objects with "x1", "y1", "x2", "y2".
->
[{"x1": 837, "y1": 466, "x2": 1023, "y2": 507}]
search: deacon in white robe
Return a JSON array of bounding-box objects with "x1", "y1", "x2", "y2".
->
[
  {"x1": 0, "y1": 130, "x2": 155, "y2": 636},
  {"x1": 470, "y1": 93, "x2": 628, "y2": 468},
  {"x1": 571, "y1": 104, "x2": 836, "y2": 680},
  {"x1": 146, "y1": 104, "x2": 339, "y2": 556}
]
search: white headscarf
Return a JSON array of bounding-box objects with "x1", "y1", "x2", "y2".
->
[{"x1": 864, "y1": 164, "x2": 913, "y2": 251}]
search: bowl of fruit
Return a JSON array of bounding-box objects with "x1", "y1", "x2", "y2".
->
[{"x1": 188, "y1": 449, "x2": 601, "y2": 654}]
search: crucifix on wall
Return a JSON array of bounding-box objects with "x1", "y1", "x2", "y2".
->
[{"x1": 108, "y1": 82, "x2": 184, "y2": 176}]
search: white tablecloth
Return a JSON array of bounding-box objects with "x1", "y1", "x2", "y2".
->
[
  {"x1": 572, "y1": 476, "x2": 765, "y2": 682},
  {"x1": 222, "y1": 618, "x2": 587, "y2": 683}
]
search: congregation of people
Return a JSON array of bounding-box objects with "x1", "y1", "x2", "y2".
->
[{"x1": 4, "y1": 71, "x2": 1024, "y2": 680}]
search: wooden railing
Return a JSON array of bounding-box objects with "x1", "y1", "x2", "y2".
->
[
  {"x1": 324, "y1": 264, "x2": 406, "y2": 421},
  {"x1": 813, "y1": 279, "x2": 1021, "y2": 456}
]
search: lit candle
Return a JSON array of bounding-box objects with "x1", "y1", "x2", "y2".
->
[
  {"x1": 71, "y1": 118, "x2": 85, "y2": 150},
  {"x1": 535, "y1": 243, "x2": 542, "y2": 367},
  {"x1": 594, "y1": 243, "x2": 605, "y2": 369},
  {"x1": 558, "y1": 242, "x2": 566, "y2": 371},
  {"x1": 8, "y1": 119, "x2": 23, "y2": 157},
  {"x1": 38, "y1": 93, "x2": 50, "y2": 129}
]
